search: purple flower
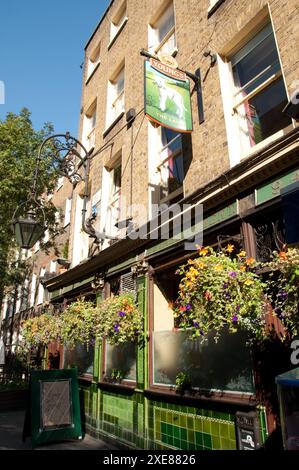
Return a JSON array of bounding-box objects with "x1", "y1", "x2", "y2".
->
[
  {"x1": 113, "y1": 323, "x2": 120, "y2": 332},
  {"x1": 193, "y1": 321, "x2": 199, "y2": 328},
  {"x1": 278, "y1": 291, "x2": 288, "y2": 299},
  {"x1": 236, "y1": 305, "x2": 241, "y2": 311},
  {"x1": 225, "y1": 292, "x2": 230, "y2": 299},
  {"x1": 274, "y1": 307, "x2": 282, "y2": 315},
  {"x1": 229, "y1": 272, "x2": 237, "y2": 278},
  {"x1": 232, "y1": 315, "x2": 238, "y2": 323},
  {"x1": 223, "y1": 283, "x2": 228, "y2": 289},
  {"x1": 186, "y1": 304, "x2": 192, "y2": 311},
  {"x1": 118, "y1": 311, "x2": 126, "y2": 317},
  {"x1": 200, "y1": 330, "x2": 204, "y2": 336}
]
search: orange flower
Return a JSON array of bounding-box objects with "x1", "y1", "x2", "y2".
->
[
  {"x1": 246, "y1": 257, "x2": 255, "y2": 266},
  {"x1": 278, "y1": 251, "x2": 288, "y2": 261},
  {"x1": 225, "y1": 244, "x2": 235, "y2": 253},
  {"x1": 199, "y1": 247, "x2": 209, "y2": 257},
  {"x1": 240, "y1": 265, "x2": 246, "y2": 271}
]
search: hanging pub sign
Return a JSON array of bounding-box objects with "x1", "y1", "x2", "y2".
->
[{"x1": 144, "y1": 58, "x2": 193, "y2": 133}]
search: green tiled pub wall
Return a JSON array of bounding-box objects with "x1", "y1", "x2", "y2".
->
[
  {"x1": 148, "y1": 401, "x2": 236, "y2": 450},
  {"x1": 81, "y1": 387, "x2": 268, "y2": 450}
]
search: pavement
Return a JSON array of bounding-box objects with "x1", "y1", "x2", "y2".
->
[{"x1": 0, "y1": 409, "x2": 119, "y2": 450}]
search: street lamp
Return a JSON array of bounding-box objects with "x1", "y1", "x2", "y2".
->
[
  {"x1": 11, "y1": 133, "x2": 89, "y2": 250},
  {"x1": 11, "y1": 132, "x2": 117, "y2": 250},
  {"x1": 11, "y1": 205, "x2": 46, "y2": 250}
]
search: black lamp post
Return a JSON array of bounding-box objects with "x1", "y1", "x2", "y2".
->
[
  {"x1": 11, "y1": 132, "x2": 116, "y2": 250},
  {"x1": 11, "y1": 133, "x2": 89, "y2": 250}
]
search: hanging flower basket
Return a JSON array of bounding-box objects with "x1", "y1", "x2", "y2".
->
[
  {"x1": 95, "y1": 293, "x2": 143, "y2": 345},
  {"x1": 174, "y1": 245, "x2": 267, "y2": 342},
  {"x1": 265, "y1": 247, "x2": 299, "y2": 339},
  {"x1": 20, "y1": 294, "x2": 143, "y2": 350},
  {"x1": 21, "y1": 313, "x2": 62, "y2": 352}
]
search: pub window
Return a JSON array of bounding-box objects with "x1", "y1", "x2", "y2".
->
[
  {"x1": 151, "y1": 266, "x2": 254, "y2": 393},
  {"x1": 149, "y1": 1, "x2": 177, "y2": 56},
  {"x1": 86, "y1": 42, "x2": 101, "y2": 81},
  {"x1": 106, "y1": 65, "x2": 125, "y2": 128},
  {"x1": 63, "y1": 342, "x2": 94, "y2": 378},
  {"x1": 110, "y1": 1, "x2": 127, "y2": 45},
  {"x1": 102, "y1": 272, "x2": 137, "y2": 384},
  {"x1": 82, "y1": 101, "x2": 97, "y2": 152},
  {"x1": 230, "y1": 22, "x2": 291, "y2": 152},
  {"x1": 148, "y1": 123, "x2": 192, "y2": 206}
]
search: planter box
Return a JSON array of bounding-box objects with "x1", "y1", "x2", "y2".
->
[{"x1": 0, "y1": 389, "x2": 28, "y2": 411}]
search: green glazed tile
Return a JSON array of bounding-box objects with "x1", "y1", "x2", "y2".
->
[
  {"x1": 180, "y1": 415, "x2": 187, "y2": 428},
  {"x1": 188, "y1": 430, "x2": 195, "y2": 443},
  {"x1": 187, "y1": 417, "x2": 194, "y2": 430},
  {"x1": 220, "y1": 437, "x2": 231, "y2": 449},
  {"x1": 219, "y1": 423, "x2": 229, "y2": 438},
  {"x1": 173, "y1": 426, "x2": 180, "y2": 438},
  {"x1": 228, "y1": 424, "x2": 236, "y2": 440},
  {"x1": 181, "y1": 440, "x2": 189, "y2": 450},
  {"x1": 180, "y1": 428, "x2": 187, "y2": 440},
  {"x1": 202, "y1": 419, "x2": 211, "y2": 434},
  {"x1": 210, "y1": 421, "x2": 219, "y2": 436},
  {"x1": 212, "y1": 436, "x2": 221, "y2": 449},
  {"x1": 203, "y1": 433, "x2": 212, "y2": 449},
  {"x1": 194, "y1": 418, "x2": 203, "y2": 432},
  {"x1": 229, "y1": 439, "x2": 237, "y2": 450},
  {"x1": 174, "y1": 438, "x2": 180, "y2": 448},
  {"x1": 195, "y1": 431, "x2": 203, "y2": 445}
]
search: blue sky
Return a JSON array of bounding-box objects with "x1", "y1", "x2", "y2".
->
[{"x1": 0, "y1": 1, "x2": 110, "y2": 136}]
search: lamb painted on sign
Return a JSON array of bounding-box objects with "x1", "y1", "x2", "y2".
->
[{"x1": 154, "y1": 77, "x2": 187, "y2": 120}]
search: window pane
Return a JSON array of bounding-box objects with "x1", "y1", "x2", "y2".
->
[
  {"x1": 105, "y1": 342, "x2": 136, "y2": 381},
  {"x1": 156, "y1": 3, "x2": 175, "y2": 43},
  {"x1": 63, "y1": 342, "x2": 94, "y2": 376},
  {"x1": 153, "y1": 328, "x2": 254, "y2": 393},
  {"x1": 244, "y1": 78, "x2": 291, "y2": 145},
  {"x1": 233, "y1": 32, "x2": 279, "y2": 92}
]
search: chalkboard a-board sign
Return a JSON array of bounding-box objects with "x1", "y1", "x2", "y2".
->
[
  {"x1": 23, "y1": 369, "x2": 82, "y2": 447},
  {"x1": 236, "y1": 411, "x2": 261, "y2": 450}
]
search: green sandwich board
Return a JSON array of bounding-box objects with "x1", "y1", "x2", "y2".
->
[{"x1": 23, "y1": 369, "x2": 82, "y2": 447}]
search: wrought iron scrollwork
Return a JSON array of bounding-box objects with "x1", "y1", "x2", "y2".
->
[
  {"x1": 254, "y1": 219, "x2": 286, "y2": 262},
  {"x1": 38, "y1": 133, "x2": 89, "y2": 186}
]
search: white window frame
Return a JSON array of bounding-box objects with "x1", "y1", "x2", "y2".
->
[
  {"x1": 86, "y1": 42, "x2": 101, "y2": 83},
  {"x1": 109, "y1": 2, "x2": 128, "y2": 47},
  {"x1": 105, "y1": 66, "x2": 125, "y2": 129},
  {"x1": 149, "y1": 1, "x2": 177, "y2": 57},
  {"x1": 218, "y1": 21, "x2": 291, "y2": 167},
  {"x1": 30, "y1": 274, "x2": 37, "y2": 307},
  {"x1": 64, "y1": 197, "x2": 72, "y2": 227},
  {"x1": 37, "y1": 268, "x2": 46, "y2": 305},
  {"x1": 82, "y1": 101, "x2": 97, "y2": 151},
  {"x1": 50, "y1": 260, "x2": 57, "y2": 273}
]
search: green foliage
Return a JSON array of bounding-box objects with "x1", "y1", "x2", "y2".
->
[
  {"x1": 110, "y1": 369, "x2": 124, "y2": 382},
  {"x1": 265, "y1": 248, "x2": 299, "y2": 338},
  {"x1": 0, "y1": 108, "x2": 60, "y2": 301},
  {"x1": 59, "y1": 299, "x2": 97, "y2": 348},
  {"x1": 20, "y1": 294, "x2": 144, "y2": 350},
  {"x1": 20, "y1": 313, "x2": 62, "y2": 352},
  {"x1": 174, "y1": 246, "x2": 267, "y2": 342},
  {"x1": 95, "y1": 293, "x2": 144, "y2": 345},
  {"x1": 175, "y1": 372, "x2": 191, "y2": 392}
]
